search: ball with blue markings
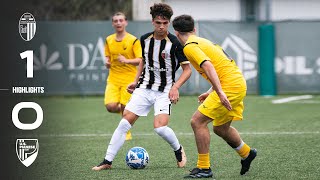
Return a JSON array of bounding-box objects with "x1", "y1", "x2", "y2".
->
[{"x1": 126, "y1": 147, "x2": 149, "y2": 169}]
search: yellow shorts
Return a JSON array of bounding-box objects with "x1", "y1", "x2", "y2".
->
[
  {"x1": 198, "y1": 90, "x2": 246, "y2": 126},
  {"x1": 104, "y1": 82, "x2": 132, "y2": 105}
]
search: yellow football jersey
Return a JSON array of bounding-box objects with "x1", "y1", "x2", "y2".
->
[
  {"x1": 183, "y1": 35, "x2": 246, "y2": 91},
  {"x1": 105, "y1": 33, "x2": 142, "y2": 86}
]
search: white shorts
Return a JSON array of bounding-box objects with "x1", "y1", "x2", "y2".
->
[{"x1": 125, "y1": 88, "x2": 172, "y2": 116}]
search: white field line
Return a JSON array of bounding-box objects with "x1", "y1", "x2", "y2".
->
[
  {"x1": 20, "y1": 131, "x2": 320, "y2": 138},
  {"x1": 272, "y1": 95, "x2": 313, "y2": 104},
  {"x1": 289, "y1": 100, "x2": 320, "y2": 104}
]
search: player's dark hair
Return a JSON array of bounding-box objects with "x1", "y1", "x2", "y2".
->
[
  {"x1": 112, "y1": 12, "x2": 127, "y2": 21},
  {"x1": 150, "y1": 3, "x2": 173, "y2": 20},
  {"x1": 172, "y1": 15, "x2": 195, "y2": 33}
]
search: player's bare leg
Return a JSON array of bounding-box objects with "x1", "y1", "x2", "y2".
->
[
  {"x1": 184, "y1": 110, "x2": 213, "y2": 178},
  {"x1": 105, "y1": 103, "x2": 121, "y2": 113},
  {"x1": 213, "y1": 121, "x2": 242, "y2": 146},
  {"x1": 213, "y1": 121, "x2": 257, "y2": 175},
  {"x1": 191, "y1": 111, "x2": 212, "y2": 154}
]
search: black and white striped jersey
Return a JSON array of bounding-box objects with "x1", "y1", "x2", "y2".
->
[{"x1": 137, "y1": 32, "x2": 189, "y2": 92}]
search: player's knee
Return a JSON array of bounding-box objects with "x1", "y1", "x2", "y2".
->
[
  {"x1": 106, "y1": 104, "x2": 120, "y2": 113},
  {"x1": 190, "y1": 118, "x2": 199, "y2": 129},
  {"x1": 105, "y1": 105, "x2": 114, "y2": 112},
  {"x1": 191, "y1": 117, "x2": 209, "y2": 129}
]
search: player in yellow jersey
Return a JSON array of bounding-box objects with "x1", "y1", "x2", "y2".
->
[
  {"x1": 173, "y1": 15, "x2": 257, "y2": 178},
  {"x1": 104, "y1": 12, "x2": 142, "y2": 140}
]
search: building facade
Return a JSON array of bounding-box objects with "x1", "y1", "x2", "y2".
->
[{"x1": 133, "y1": 0, "x2": 320, "y2": 21}]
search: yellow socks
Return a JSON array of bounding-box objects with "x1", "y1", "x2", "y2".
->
[
  {"x1": 125, "y1": 130, "x2": 132, "y2": 140},
  {"x1": 196, "y1": 141, "x2": 250, "y2": 169},
  {"x1": 197, "y1": 153, "x2": 210, "y2": 169},
  {"x1": 235, "y1": 141, "x2": 250, "y2": 159}
]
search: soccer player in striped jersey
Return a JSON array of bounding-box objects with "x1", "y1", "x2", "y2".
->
[
  {"x1": 173, "y1": 15, "x2": 257, "y2": 178},
  {"x1": 92, "y1": 3, "x2": 191, "y2": 171},
  {"x1": 104, "y1": 12, "x2": 142, "y2": 140}
]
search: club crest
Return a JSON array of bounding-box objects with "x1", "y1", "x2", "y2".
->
[
  {"x1": 19, "y1": 12, "x2": 36, "y2": 41},
  {"x1": 161, "y1": 50, "x2": 170, "y2": 60},
  {"x1": 16, "y1": 139, "x2": 39, "y2": 167}
]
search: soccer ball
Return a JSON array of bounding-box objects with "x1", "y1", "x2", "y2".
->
[{"x1": 125, "y1": 147, "x2": 149, "y2": 169}]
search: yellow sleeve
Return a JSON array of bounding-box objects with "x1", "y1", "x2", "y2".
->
[
  {"x1": 132, "y1": 39, "x2": 142, "y2": 58},
  {"x1": 105, "y1": 38, "x2": 110, "y2": 57},
  {"x1": 184, "y1": 44, "x2": 210, "y2": 67}
]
